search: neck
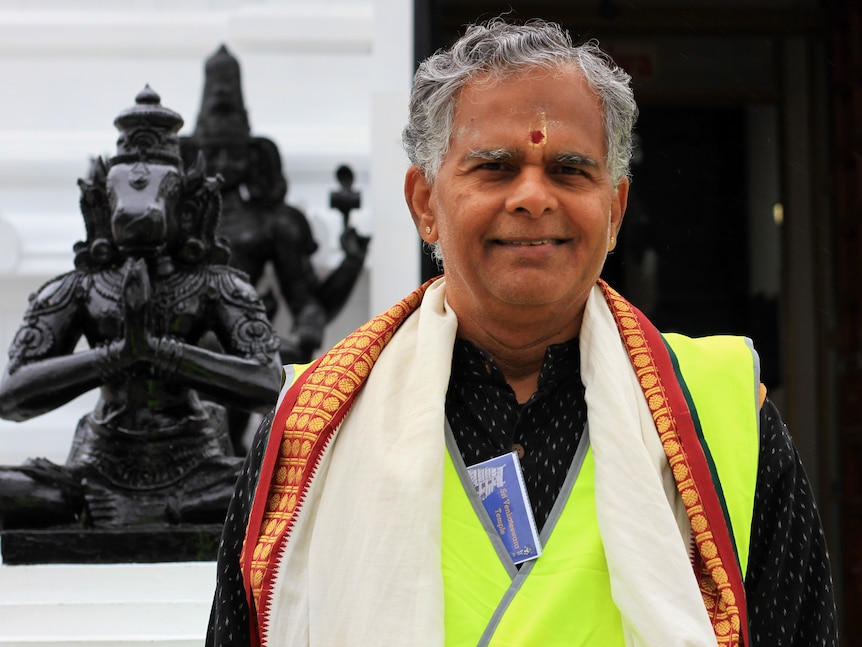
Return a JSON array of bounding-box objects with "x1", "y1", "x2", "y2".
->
[{"x1": 455, "y1": 304, "x2": 584, "y2": 404}]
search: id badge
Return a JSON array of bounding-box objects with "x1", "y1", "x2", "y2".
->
[{"x1": 466, "y1": 451, "x2": 542, "y2": 564}]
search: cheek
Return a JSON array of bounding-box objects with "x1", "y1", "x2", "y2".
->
[
  {"x1": 428, "y1": 192, "x2": 455, "y2": 239},
  {"x1": 433, "y1": 215, "x2": 467, "y2": 266},
  {"x1": 433, "y1": 197, "x2": 470, "y2": 237}
]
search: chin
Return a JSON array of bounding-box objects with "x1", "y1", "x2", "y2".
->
[
  {"x1": 495, "y1": 280, "x2": 593, "y2": 312},
  {"x1": 495, "y1": 288, "x2": 561, "y2": 308}
]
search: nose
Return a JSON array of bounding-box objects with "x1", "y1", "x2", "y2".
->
[{"x1": 504, "y1": 167, "x2": 557, "y2": 217}]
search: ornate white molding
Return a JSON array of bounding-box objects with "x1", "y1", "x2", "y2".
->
[{"x1": 0, "y1": 4, "x2": 373, "y2": 55}]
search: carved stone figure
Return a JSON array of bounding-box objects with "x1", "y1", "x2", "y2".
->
[
  {"x1": 0, "y1": 86, "x2": 281, "y2": 534},
  {"x1": 181, "y1": 45, "x2": 370, "y2": 452}
]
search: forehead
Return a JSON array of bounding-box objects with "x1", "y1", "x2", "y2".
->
[{"x1": 450, "y1": 65, "x2": 606, "y2": 153}]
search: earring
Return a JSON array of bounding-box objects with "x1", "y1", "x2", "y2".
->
[{"x1": 425, "y1": 226, "x2": 432, "y2": 235}]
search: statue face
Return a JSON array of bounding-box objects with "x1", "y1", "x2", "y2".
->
[
  {"x1": 201, "y1": 142, "x2": 249, "y2": 190},
  {"x1": 107, "y1": 161, "x2": 182, "y2": 257}
]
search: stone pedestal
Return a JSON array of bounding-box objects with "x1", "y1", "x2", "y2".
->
[
  {"x1": 0, "y1": 561, "x2": 215, "y2": 646},
  {"x1": 0, "y1": 527, "x2": 220, "y2": 645},
  {"x1": 0, "y1": 526, "x2": 221, "y2": 566}
]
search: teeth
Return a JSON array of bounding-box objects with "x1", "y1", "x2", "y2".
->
[{"x1": 508, "y1": 240, "x2": 554, "y2": 245}]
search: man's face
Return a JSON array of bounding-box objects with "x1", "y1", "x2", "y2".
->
[{"x1": 407, "y1": 65, "x2": 628, "y2": 329}]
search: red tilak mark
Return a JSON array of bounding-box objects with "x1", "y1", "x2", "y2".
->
[{"x1": 529, "y1": 130, "x2": 545, "y2": 144}]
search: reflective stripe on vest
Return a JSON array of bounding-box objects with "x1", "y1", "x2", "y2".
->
[{"x1": 441, "y1": 334, "x2": 760, "y2": 645}]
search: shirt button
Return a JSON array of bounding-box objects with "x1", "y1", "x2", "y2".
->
[{"x1": 512, "y1": 443, "x2": 525, "y2": 460}]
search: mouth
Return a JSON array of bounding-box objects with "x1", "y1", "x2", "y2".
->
[
  {"x1": 116, "y1": 242, "x2": 164, "y2": 257},
  {"x1": 494, "y1": 238, "x2": 566, "y2": 246}
]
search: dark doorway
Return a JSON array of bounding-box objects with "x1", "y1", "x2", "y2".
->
[
  {"x1": 602, "y1": 106, "x2": 781, "y2": 389},
  {"x1": 604, "y1": 105, "x2": 750, "y2": 336}
]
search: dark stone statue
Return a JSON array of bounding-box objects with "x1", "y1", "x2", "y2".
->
[
  {"x1": 180, "y1": 45, "x2": 370, "y2": 452},
  {"x1": 0, "y1": 86, "x2": 281, "y2": 560}
]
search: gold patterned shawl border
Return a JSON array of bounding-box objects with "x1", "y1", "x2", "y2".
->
[
  {"x1": 598, "y1": 280, "x2": 744, "y2": 647},
  {"x1": 247, "y1": 279, "x2": 435, "y2": 636}
]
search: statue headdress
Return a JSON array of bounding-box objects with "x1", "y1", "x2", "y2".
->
[
  {"x1": 193, "y1": 44, "x2": 251, "y2": 146},
  {"x1": 111, "y1": 85, "x2": 184, "y2": 167}
]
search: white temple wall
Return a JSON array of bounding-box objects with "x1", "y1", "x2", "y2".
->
[{"x1": 0, "y1": 2, "x2": 415, "y2": 644}]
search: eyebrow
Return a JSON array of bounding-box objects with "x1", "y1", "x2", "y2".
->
[
  {"x1": 554, "y1": 152, "x2": 600, "y2": 168},
  {"x1": 464, "y1": 148, "x2": 601, "y2": 169},
  {"x1": 464, "y1": 148, "x2": 514, "y2": 162}
]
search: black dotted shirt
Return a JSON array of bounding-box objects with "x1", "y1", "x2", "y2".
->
[
  {"x1": 206, "y1": 338, "x2": 839, "y2": 646},
  {"x1": 446, "y1": 337, "x2": 586, "y2": 531}
]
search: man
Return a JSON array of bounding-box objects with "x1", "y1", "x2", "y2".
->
[{"x1": 207, "y1": 19, "x2": 838, "y2": 646}]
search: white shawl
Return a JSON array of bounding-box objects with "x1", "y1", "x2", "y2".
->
[{"x1": 264, "y1": 279, "x2": 716, "y2": 646}]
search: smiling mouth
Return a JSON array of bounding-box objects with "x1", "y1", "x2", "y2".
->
[{"x1": 497, "y1": 239, "x2": 565, "y2": 246}]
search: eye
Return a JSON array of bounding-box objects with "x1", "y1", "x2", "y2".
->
[
  {"x1": 477, "y1": 161, "x2": 508, "y2": 171},
  {"x1": 555, "y1": 164, "x2": 587, "y2": 176}
]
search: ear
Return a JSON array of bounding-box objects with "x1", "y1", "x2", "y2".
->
[
  {"x1": 608, "y1": 177, "x2": 630, "y2": 252},
  {"x1": 404, "y1": 165, "x2": 437, "y2": 242}
]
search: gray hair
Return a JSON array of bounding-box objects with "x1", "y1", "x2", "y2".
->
[{"x1": 402, "y1": 18, "x2": 638, "y2": 188}]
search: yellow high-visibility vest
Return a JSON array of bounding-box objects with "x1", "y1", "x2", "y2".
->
[{"x1": 442, "y1": 334, "x2": 760, "y2": 646}]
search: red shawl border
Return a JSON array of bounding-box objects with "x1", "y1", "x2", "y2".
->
[
  {"x1": 240, "y1": 279, "x2": 749, "y2": 647},
  {"x1": 240, "y1": 279, "x2": 435, "y2": 646},
  {"x1": 598, "y1": 279, "x2": 750, "y2": 647},
  {"x1": 239, "y1": 353, "x2": 323, "y2": 643}
]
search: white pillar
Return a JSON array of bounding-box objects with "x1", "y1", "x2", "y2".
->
[{"x1": 369, "y1": 0, "x2": 418, "y2": 315}]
